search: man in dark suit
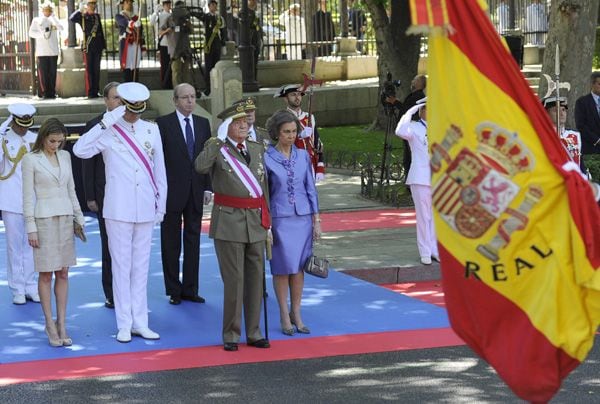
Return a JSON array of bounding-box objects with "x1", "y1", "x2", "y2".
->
[
  {"x1": 157, "y1": 83, "x2": 212, "y2": 305},
  {"x1": 195, "y1": 103, "x2": 270, "y2": 352},
  {"x1": 575, "y1": 71, "x2": 600, "y2": 156},
  {"x1": 81, "y1": 81, "x2": 121, "y2": 308}
]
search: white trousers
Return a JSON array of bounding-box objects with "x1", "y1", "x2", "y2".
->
[
  {"x1": 410, "y1": 184, "x2": 439, "y2": 259},
  {"x1": 3, "y1": 211, "x2": 36, "y2": 296},
  {"x1": 105, "y1": 219, "x2": 154, "y2": 330}
]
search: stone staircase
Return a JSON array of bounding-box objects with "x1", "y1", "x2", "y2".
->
[{"x1": 522, "y1": 64, "x2": 542, "y2": 95}]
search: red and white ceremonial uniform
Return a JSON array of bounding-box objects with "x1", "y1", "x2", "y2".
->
[
  {"x1": 560, "y1": 129, "x2": 582, "y2": 168},
  {"x1": 288, "y1": 107, "x2": 325, "y2": 178},
  {"x1": 0, "y1": 128, "x2": 37, "y2": 299}
]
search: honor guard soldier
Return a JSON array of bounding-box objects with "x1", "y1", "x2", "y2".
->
[
  {"x1": 0, "y1": 103, "x2": 39, "y2": 305},
  {"x1": 544, "y1": 96, "x2": 587, "y2": 176},
  {"x1": 70, "y1": 0, "x2": 106, "y2": 98},
  {"x1": 115, "y1": 0, "x2": 144, "y2": 82},
  {"x1": 276, "y1": 84, "x2": 325, "y2": 181},
  {"x1": 195, "y1": 104, "x2": 271, "y2": 352},
  {"x1": 232, "y1": 97, "x2": 268, "y2": 145},
  {"x1": 73, "y1": 82, "x2": 167, "y2": 343},
  {"x1": 202, "y1": 0, "x2": 227, "y2": 95}
]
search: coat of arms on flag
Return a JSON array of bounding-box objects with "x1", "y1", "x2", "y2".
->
[{"x1": 431, "y1": 122, "x2": 542, "y2": 262}]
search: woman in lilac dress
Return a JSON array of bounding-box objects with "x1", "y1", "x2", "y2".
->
[{"x1": 264, "y1": 110, "x2": 321, "y2": 336}]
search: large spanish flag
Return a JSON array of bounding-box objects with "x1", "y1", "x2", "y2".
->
[{"x1": 410, "y1": 0, "x2": 600, "y2": 402}]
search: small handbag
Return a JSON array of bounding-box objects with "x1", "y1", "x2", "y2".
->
[{"x1": 303, "y1": 255, "x2": 329, "y2": 279}]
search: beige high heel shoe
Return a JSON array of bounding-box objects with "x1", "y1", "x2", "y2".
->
[
  {"x1": 45, "y1": 323, "x2": 62, "y2": 347},
  {"x1": 56, "y1": 320, "x2": 72, "y2": 347}
]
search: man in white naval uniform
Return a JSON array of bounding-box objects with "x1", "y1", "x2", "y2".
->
[
  {"x1": 395, "y1": 97, "x2": 439, "y2": 266},
  {"x1": 0, "y1": 104, "x2": 40, "y2": 305},
  {"x1": 73, "y1": 82, "x2": 167, "y2": 343},
  {"x1": 28, "y1": 1, "x2": 63, "y2": 99}
]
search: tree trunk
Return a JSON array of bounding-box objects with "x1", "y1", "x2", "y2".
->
[
  {"x1": 363, "y1": 0, "x2": 421, "y2": 129},
  {"x1": 539, "y1": 0, "x2": 598, "y2": 128}
]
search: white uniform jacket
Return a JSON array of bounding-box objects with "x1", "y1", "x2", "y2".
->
[
  {"x1": 29, "y1": 15, "x2": 63, "y2": 57},
  {"x1": 21, "y1": 150, "x2": 85, "y2": 234},
  {"x1": 73, "y1": 118, "x2": 167, "y2": 223},
  {"x1": 395, "y1": 118, "x2": 430, "y2": 186},
  {"x1": 0, "y1": 129, "x2": 37, "y2": 213}
]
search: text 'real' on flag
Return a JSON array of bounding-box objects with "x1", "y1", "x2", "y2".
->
[{"x1": 409, "y1": 0, "x2": 600, "y2": 402}]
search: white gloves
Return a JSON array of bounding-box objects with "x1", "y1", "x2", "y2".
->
[
  {"x1": 315, "y1": 173, "x2": 325, "y2": 183},
  {"x1": 155, "y1": 212, "x2": 164, "y2": 224},
  {"x1": 267, "y1": 229, "x2": 273, "y2": 246},
  {"x1": 217, "y1": 118, "x2": 232, "y2": 141},
  {"x1": 203, "y1": 190, "x2": 213, "y2": 205},
  {"x1": 299, "y1": 126, "x2": 313, "y2": 139},
  {"x1": 134, "y1": 20, "x2": 142, "y2": 28},
  {"x1": 100, "y1": 105, "x2": 126, "y2": 130}
]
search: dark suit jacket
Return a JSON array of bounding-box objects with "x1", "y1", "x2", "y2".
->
[
  {"x1": 157, "y1": 111, "x2": 211, "y2": 212},
  {"x1": 81, "y1": 114, "x2": 107, "y2": 211},
  {"x1": 574, "y1": 93, "x2": 600, "y2": 155}
]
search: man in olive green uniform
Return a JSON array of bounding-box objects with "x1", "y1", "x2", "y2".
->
[{"x1": 195, "y1": 104, "x2": 270, "y2": 352}]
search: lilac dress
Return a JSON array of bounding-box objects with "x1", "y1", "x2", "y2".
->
[{"x1": 265, "y1": 145, "x2": 319, "y2": 275}]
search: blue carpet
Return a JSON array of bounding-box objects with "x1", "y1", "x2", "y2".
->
[{"x1": 0, "y1": 217, "x2": 449, "y2": 364}]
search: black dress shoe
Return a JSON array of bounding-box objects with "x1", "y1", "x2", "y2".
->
[
  {"x1": 104, "y1": 298, "x2": 114, "y2": 309},
  {"x1": 247, "y1": 339, "x2": 270, "y2": 348},
  {"x1": 181, "y1": 295, "x2": 205, "y2": 303},
  {"x1": 223, "y1": 342, "x2": 238, "y2": 351},
  {"x1": 169, "y1": 296, "x2": 181, "y2": 305}
]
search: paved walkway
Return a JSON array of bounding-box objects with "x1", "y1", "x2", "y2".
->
[{"x1": 314, "y1": 170, "x2": 440, "y2": 284}]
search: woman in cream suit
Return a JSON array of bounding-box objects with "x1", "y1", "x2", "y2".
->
[{"x1": 22, "y1": 118, "x2": 85, "y2": 347}]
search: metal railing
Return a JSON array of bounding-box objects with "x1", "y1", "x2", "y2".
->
[{"x1": 487, "y1": 0, "x2": 549, "y2": 46}]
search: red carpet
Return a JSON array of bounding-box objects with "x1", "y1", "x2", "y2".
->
[
  {"x1": 201, "y1": 208, "x2": 416, "y2": 233},
  {"x1": 0, "y1": 328, "x2": 462, "y2": 386},
  {"x1": 383, "y1": 281, "x2": 446, "y2": 307}
]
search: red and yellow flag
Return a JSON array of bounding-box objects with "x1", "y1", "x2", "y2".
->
[{"x1": 410, "y1": 0, "x2": 600, "y2": 402}]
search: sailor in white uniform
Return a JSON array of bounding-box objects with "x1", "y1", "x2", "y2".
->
[
  {"x1": 395, "y1": 97, "x2": 439, "y2": 266},
  {"x1": 0, "y1": 104, "x2": 40, "y2": 305},
  {"x1": 73, "y1": 82, "x2": 167, "y2": 343}
]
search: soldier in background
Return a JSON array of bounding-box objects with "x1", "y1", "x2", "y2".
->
[
  {"x1": 0, "y1": 103, "x2": 39, "y2": 305},
  {"x1": 70, "y1": 0, "x2": 106, "y2": 98},
  {"x1": 233, "y1": 97, "x2": 268, "y2": 145},
  {"x1": 202, "y1": 0, "x2": 227, "y2": 95},
  {"x1": 29, "y1": 1, "x2": 63, "y2": 99},
  {"x1": 150, "y1": 0, "x2": 174, "y2": 89},
  {"x1": 115, "y1": 0, "x2": 143, "y2": 82},
  {"x1": 276, "y1": 84, "x2": 325, "y2": 182},
  {"x1": 248, "y1": 0, "x2": 263, "y2": 82}
]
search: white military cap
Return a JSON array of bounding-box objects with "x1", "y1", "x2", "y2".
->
[
  {"x1": 40, "y1": 0, "x2": 54, "y2": 9},
  {"x1": 8, "y1": 103, "x2": 36, "y2": 127},
  {"x1": 542, "y1": 96, "x2": 567, "y2": 110},
  {"x1": 274, "y1": 84, "x2": 305, "y2": 98},
  {"x1": 117, "y1": 82, "x2": 150, "y2": 113}
]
